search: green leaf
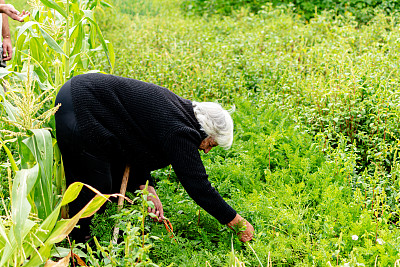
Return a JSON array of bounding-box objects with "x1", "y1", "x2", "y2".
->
[
  {"x1": 45, "y1": 219, "x2": 73, "y2": 245},
  {"x1": 100, "y1": 0, "x2": 113, "y2": 8},
  {"x1": 38, "y1": 26, "x2": 67, "y2": 57},
  {"x1": 39, "y1": 0, "x2": 68, "y2": 18},
  {"x1": 11, "y1": 165, "x2": 40, "y2": 246},
  {"x1": 48, "y1": 188, "x2": 110, "y2": 244},
  {"x1": 23, "y1": 240, "x2": 52, "y2": 267},
  {"x1": 0, "y1": 95, "x2": 19, "y2": 123},
  {"x1": 85, "y1": 16, "x2": 112, "y2": 68},
  {"x1": 0, "y1": 68, "x2": 11, "y2": 79},
  {"x1": 53, "y1": 140, "x2": 65, "y2": 198},
  {"x1": 0, "y1": 80, "x2": 3, "y2": 98},
  {"x1": 21, "y1": 212, "x2": 60, "y2": 263},
  {"x1": 60, "y1": 182, "x2": 84, "y2": 206},
  {"x1": 23, "y1": 182, "x2": 93, "y2": 263},
  {"x1": 0, "y1": 138, "x2": 19, "y2": 172},
  {"x1": 18, "y1": 136, "x2": 36, "y2": 169},
  {"x1": 14, "y1": 33, "x2": 27, "y2": 67},
  {"x1": 30, "y1": 38, "x2": 42, "y2": 62},
  {"x1": 88, "y1": 23, "x2": 96, "y2": 49},
  {"x1": 80, "y1": 194, "x2": 110, "y2": 218},
  {"x1": 37, "y1": 203, "x2": 61, "y2": 241},
  {"x1": 70, "y1": 22, "x2": 83, "y2": 57},
  {"x1": 17, "y1": 21, "x2": 37, "y2": 40},
  {"x1": 106, "y1": 40, "x2": 115, "y2": 71},
  {"x1": 0, "y1": 220, "x2": 10, "y2": 247},
  {"x1": 23, "y1": 129, "x2": 54, "y2": 219},
  {"x1": 0, "y1": 220, "x2": 36, "y2": 266},
  {"x1": 17, "y1": 21, "x2": 67, "y2": 57},
  {"x1": 31, "y1": 129, "x2": 53, "y2": 182},
  {"x1": 30, "y1": 37, "x2": 52, "y2": 63}
]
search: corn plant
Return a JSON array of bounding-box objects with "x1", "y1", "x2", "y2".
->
[
  {"x1": 7, "y1": 0, "x2": 115, "y2": 91},
  {"x1": 0, "y1": 0, "x2": 117, "y2": 264},
  {"x1": 0, "y1": 0, "x2": 115, "y2": 219},
  {"x1": 0, "y1": 180, "x2": 113, "y2": 266}
]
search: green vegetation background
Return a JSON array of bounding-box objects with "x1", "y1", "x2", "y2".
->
[
  {"x1": 181, "y1": 0, "x2": 400, "y2": 23},
  {"x1": 3, "y1": 0, "x2": 400, "y2": 265}
]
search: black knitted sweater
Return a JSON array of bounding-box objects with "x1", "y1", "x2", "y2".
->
[{"x1": 70, "y1": 73, "x2": 237, "y2": 224}]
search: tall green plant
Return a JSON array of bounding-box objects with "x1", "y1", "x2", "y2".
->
[
  {"x1": 0, "y1": 181, "x2": 113, "y2": 266},
  {"x1": 0, "y1": 65, "x2": 60, "y2": 217},
  {"x1": 0, "y1": 0, "x2": 116, "y2": 221},
  {"x1": 11, "y1": 0, "x2": 115, "y2": 90},
  {"x1": 0, "y1": 2, "x2": 117, "y2": 264}
]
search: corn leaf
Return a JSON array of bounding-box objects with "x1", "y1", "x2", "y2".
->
[
  {"x1": 0, "y1": 90, "x2": 20, "y2": 123},
  {"x1": 17, "y1": 21, "x2": 67, "y2": 57},
  {"x1": 0, "y1": 220, "x2": 10, "y2": 247},
  {"x1": 11, "y1": 165, "x2": 39, "y2": 246},
  {"x1": 23, "y1": 241, "x2": 52, "y2": 267},
  {"x1": 30, "y1": 38, "x2": 42, "y2": 62},
  {"x1": 60, "y1": 182, "x2": 84, "y2": 206},
  {"x1": 44, "y1": 253, "x2": 71, "y2": 267},
  {"x1": 29, "y1": 37, "x2": 52, "y2": 64},
  {"x1": 70, "y1": 22, "x2": 83, "y2": 57},
  {"x1": 23, "y1": 129, "x2": 54, "y2": 219},
  {"x1": 84, "y1": 16, "x2": 113, "y2": 68},
  {"x1": 47, "y1": 189, "x2": 110, "y2": 244},
  {"x1": 0, "y1": 138, "x2": 19, "y2": 172},
  {"x1": 106, "y1": 40, "x2": 115, "y2": 71},
  {"x1": 0, "y1": 68, "x2": 11, "y2": 79},
  {"x1": 100, "y1": 0, "x2": 113, "y2": 8},
  {"x1": 53, "y1": 140, "x2": 65, "y2": 198},
  {"x1": 23, "y1": 203, "x2": 62, "y2": 261},
  {"x1": 0, "y1": 220, "x2": 36, "y2": 266},
  {"x1": 39, "y1": 0, "x2": 68, "y2": 18},
  {"x1": 18, "y1": 136, "x2": 36, "y2": 169}
]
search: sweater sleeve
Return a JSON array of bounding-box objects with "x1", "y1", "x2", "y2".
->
[{"x1": 163, "y1": 127, "x2": 237, "y2": 224}]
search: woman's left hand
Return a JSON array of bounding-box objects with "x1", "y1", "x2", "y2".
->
[
  {"x1": 2, "y1": 37, "x2": 12, "y2": 61},
  {"x1": 139, "y1": 185, "x2": 165, "y2": 222},
  {"x1": 227, "y1": 214, "x2": 254, "y2": 242}
]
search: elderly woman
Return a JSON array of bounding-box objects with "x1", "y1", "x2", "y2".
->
[{"x1": 55, "y1": 73, "x2": 254, "y2": 243}]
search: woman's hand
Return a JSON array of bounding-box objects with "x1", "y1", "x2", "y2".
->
[
  {"x1": 139, "y1": 184, "x2": 165, "y2": 222},
  {"x1": 227, "y1": 214, "x2": 254, "y2": 242},
  {"x1": 0, "y1": 4, "x2": 30, "y2": 22},
  {"x1": 2, "y1": 37, "x2": 11, "y2": 61}
]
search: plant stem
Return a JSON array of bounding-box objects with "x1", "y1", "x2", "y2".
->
[
  {"x1": 112, "y1": 165, "x2": 130, "y2": 244},
  {"x1": 246, "y1": 242, "x2": 264, "y2": 267},
  {"x1": 65, "y1": 0, "x2": 70, "y2": 82}
]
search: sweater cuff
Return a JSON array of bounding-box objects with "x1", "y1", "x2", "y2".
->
[
  {"x1": 128, "y1": 169, "x2": 154, "y2": 191},
  {"x1": 218, "y1": 209, "x2": 237, "y2": 225}
]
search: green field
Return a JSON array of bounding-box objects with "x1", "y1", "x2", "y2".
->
[
  {"x1": 1, "y1": 0, "x2": 400, "y2": 266},
  {"x1": 94, "y1": 0, "x2": 400, "y2": 265}
]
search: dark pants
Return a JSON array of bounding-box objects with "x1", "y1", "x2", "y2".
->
[{"x1": 55, "y1": 80, "x2": 133, "y2": 243}]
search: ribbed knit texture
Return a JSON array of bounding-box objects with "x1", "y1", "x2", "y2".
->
[{"x1": 70, "y1": 73, "x2": 237, "y2": 224}]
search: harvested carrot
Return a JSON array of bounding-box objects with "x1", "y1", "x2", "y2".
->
[{"x1": 163, "y1": 219, "x2": 177, "y2": 243}]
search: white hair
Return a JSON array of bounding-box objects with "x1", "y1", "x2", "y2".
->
[{"x1": 192, "y1": 101, "x2": 234, "y2": 149}]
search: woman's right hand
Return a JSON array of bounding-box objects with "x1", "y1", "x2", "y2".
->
[{"x1": 139, "y1": 184, "x2": 165, "y2": 222}]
